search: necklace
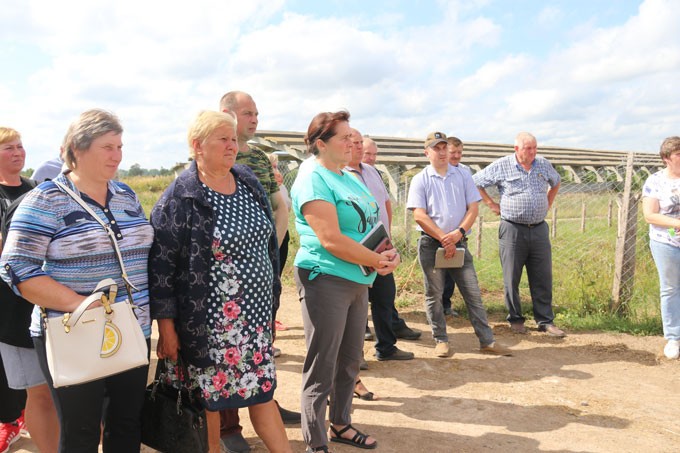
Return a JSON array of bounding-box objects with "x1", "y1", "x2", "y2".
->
[{"x1": 200, "y1": 169, "x2": 236, "y2": 194}]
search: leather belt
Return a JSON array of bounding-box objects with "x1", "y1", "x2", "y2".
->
[{"x1": 502, "y1": 219, "x2": 545, "y2": 228}]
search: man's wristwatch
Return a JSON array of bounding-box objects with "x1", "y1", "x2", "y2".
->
[{"x1": 458, "y1": 227, "x2": 467, "y2": 239}]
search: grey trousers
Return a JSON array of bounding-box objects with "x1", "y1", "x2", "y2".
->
[
  {"x1": 417, "y1": 235, "x2": 494, "y2": 346},
  {"x1": 295, "y1": 267, "x2": 369, "y2": 449},
  {"x1": 499, "y1": 220, "x2": 555, "y2": 326}
]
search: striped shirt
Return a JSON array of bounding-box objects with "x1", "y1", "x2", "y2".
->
[
  {"x1": 473, "y1": 154, "x2": 560, "y2": 224},
  {"x1": 0, "y1": 173, "x2": 154, "y2": 337}
]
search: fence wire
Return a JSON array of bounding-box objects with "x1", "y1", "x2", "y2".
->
[{"x1": 279, "y1": 153, "x2": 663, "y2": 321}]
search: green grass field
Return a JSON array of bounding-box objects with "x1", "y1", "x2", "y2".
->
[{"x1": 125, "y1": 175, "x2": 663, "y2": 337}]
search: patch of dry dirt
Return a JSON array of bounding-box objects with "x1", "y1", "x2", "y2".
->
[{"x1": 13, "y1": 286, "x2": 680, "y2": 452}]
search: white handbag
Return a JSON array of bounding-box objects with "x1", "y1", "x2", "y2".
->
[
  {"x1": 45, "y1": 278, "x2": 149, "y2": 388},
  {"x1": 44, "y1": 180, "x2": 149, "y2": 388}
]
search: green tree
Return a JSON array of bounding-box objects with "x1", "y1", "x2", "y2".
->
[{"x1": 128, "y1": 163, "x2": 144, "y2": 177}]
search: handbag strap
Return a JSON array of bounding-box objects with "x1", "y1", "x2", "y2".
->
[{"x1": 53, "y1": 180, "x2": 138, "y2": 297}]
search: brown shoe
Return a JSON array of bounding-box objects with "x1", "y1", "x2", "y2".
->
[
  {"x1": 541, "y1": 324, "x2": 566, "y2": 338},
  {"x1": 480, "y1": 342, "x2": 512, "y2": 356},
  {"x1": 434, "y1": 341, "x2": 450, "y2": 358},
  {"x1": 510, "y1": 322, "x2": 527, "y2": 334}
]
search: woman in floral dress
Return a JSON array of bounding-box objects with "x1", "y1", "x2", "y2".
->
[{"x1": 149, "y1": 110, "x2": 291, "y2": 453}]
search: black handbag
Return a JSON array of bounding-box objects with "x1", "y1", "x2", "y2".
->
[{"x1": 141, "y1": 358, "x2": 208, "y2": 453}]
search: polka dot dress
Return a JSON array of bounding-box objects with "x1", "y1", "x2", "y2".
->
[{"x1": 185, "y1": 181, "x2": 277, "y2": 409}]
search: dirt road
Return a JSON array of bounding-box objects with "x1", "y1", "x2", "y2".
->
[{"x1": 13, "y1": 285, "x2": 680, "y2": 452}]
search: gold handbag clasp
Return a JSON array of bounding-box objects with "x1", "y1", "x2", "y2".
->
[{"x1": 62, "y1": 313, "x2": 71, "y2": 333}]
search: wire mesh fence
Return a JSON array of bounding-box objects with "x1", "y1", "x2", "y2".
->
[{"x1": 278, "y1": 152, "x2": 664, "y2": 324}]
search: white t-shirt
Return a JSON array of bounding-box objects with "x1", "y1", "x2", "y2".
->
[{"x1": 643, "y1": 169, "x2": 680, "y2": 247}]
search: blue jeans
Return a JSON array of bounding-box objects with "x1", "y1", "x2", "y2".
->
[
  {"x1": 417, "y1": 235, "x2": 494, "y2": 346},
  {"x1": 650, "y1": 240, "x2": 680, "y2": 341}
]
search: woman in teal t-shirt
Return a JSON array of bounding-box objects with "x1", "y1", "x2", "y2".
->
[{"x1": 291, "y1": 111, "x2": 399, "y2": 453}]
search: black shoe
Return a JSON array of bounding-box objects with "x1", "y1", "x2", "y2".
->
[
  {"x1": 276, "y1": 401, "x2": 301, "y2": 425},
  {"x1": 394, "y1": 326, "x2": 421, "y2": 340},
  {"x1": 221, "y1": 432, "x2": 251, "y2": 453},
  {"x1": 364, "y1": 327, "x2": 374, "y2": 341},
  {"x1": 444, "y1": 307, "x2": 460, "y2": 317},
  {"x1": 376, "y1": 347, "x2": 414, "y2": 361}
]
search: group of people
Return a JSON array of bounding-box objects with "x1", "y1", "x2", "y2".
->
[{"x1": 0, "y1": 91, "x2": 676, "y2": 453}]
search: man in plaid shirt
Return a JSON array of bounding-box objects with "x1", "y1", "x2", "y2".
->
[{"x1": 473, "y1": 132, "x2": 565, "y2": 337}]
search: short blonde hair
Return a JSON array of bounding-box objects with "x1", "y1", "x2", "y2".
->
[
  {"x1": 63, "y1": 109, "x2": 122, "y2": 170},
  {"x1": 0, "y1": 127, "x2": 21, "y2": 146},
  {"x1": 187, "y1": 111, "x2": 237, "y2": 159},
  {"x1": 514, "y1": 132, "x2": 536, "y2": 148}
]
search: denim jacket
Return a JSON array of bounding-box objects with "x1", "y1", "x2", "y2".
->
[{"x1": 148, "y1": 161, "x2": 280, "y2": 367}]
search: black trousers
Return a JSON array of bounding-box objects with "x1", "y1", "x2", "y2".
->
[
  {"x1": 279, "y1": 230, "x2": 290, "y2": 273},
  {"x1": 369, "y1": 273, "x2": 398, "y2": 357},
  {"x1": 442, "y1": 273, "x2": 455, "y2": 310},
  {"x1": 0, "y1": 351, "x2": 26, "y2": 423},
  {"x1": 34, "y1": 336, "x2": 150, "y2": 453}
]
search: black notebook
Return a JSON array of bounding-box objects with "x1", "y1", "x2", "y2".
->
[{"x1": 359, "y1": 221, "x2": 393, "y2": 276}]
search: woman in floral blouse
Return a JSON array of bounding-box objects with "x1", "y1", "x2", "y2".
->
[{"x1": 149, "y1": 110, "x2": 291, "y2": 453}]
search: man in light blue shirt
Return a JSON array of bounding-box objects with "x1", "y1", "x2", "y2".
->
[
  {"x1": 473, "y1": 132, "x2": 564, "y2": 337},
  {"x1": 407, "y1": 132, "x2": 510, "y2": 358}
]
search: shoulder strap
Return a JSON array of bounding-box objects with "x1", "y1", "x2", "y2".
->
[
  {"x1": 53, "y1": 180, "x2": 138, "y2": 297},
  {"x1": 21, "y1": 177, "x2": 38, "y2": 189}
]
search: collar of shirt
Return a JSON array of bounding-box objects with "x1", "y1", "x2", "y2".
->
[
  {"x1": 425, "y1": 164, "x2": 457, "y2": 179},
  {"x1": 513, "y1": 157, "x2": 535, "y2": 173}
]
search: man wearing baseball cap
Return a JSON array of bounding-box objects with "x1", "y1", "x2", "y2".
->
[{"x1": 407, "y1": 132, "x2": 511, "y2": 358}]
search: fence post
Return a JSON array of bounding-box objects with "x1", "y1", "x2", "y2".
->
[
  {"x1": 580, "y1": 200, "x2": 586, "y2": 232},
  {"x1": 403, "y1": 178, "x2": 411, "y2": 246},
  {"x1": 607, "y1": 198, "x2": 613, "y2": 227},
  {"x1": 611, "y1": 153, "x2": 638, "y2": 314},
  {"x1": 475, "y1": 215, "x2": 483, "y2": 259},
  {"x1": 551, "y1": 205, "x2": 557, "y2": 238}
]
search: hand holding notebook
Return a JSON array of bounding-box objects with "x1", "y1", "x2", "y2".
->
[{"x1": 359, "y1": 221, "x2": 394, "y2": 276}]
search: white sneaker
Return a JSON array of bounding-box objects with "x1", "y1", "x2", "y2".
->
[{"x1": 664, "y1": 340, "x2": 680, "y2": 359}]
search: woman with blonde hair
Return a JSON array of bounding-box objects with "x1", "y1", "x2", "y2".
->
[
  {"x1": 0, "y1": 126, "x2": 58, "y2": 453},
  {"x1": 149, "y1": 110, "x2": 291, "y2": 453}
]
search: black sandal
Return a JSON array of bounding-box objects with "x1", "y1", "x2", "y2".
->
[
  {"x1": 353, "y1": 379, "x2": 375, "y2": 401},
  {"x1": 330, "y1": 424, "x2": 377, "y2": 450}
]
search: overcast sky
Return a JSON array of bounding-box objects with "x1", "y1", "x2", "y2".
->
[{"x1": 1, "y1": 0, "x2": 678, "y2": 170}]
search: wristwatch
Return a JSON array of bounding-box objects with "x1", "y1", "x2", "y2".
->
[{"x1": 458, "y1": 227, "x2": 467, "y2": 239}]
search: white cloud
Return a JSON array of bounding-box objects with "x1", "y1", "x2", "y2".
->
[
  {"x1": 457, "y1": 54, "x2": 532, "y2": 99},
  {"x1": 479, "y1": 0, "x2": 680, "y2": 151},
  {"x1": 1, "y1": 0, "x2": 678, "y2": 170}
]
